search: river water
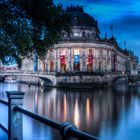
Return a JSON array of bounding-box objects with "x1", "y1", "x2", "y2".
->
[{"x1": 0, "y1": 82, "x2": 140, "y2": 140}]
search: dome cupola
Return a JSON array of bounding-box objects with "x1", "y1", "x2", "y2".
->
[{"x1": 61, "y1": 5, "x2": 100, "y2": 41}]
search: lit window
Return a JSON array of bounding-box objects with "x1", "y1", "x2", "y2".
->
[
  {"x1": 61, "y1": 50, "x2": 66, "y2": 55},
  {"x1": 74, "y1": 49, "x2": 80, "y2": 55},
  {"x1": 73, "y1": 32, "x2": 79, "y2": 37},
  {"x1": 89, "y1": 49, "x2": 92, "y2": 55}
]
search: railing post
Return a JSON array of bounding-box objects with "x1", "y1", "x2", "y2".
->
[
  {"x1": 7, "y1": 91, "x2": 25, "y2": 140},
  {"x1": 59, "y1": 122, "x2": 77, "y2": 140}
]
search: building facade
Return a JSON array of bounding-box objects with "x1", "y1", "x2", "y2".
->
[
  {"x1": 21, "y1": 6, "x2": 138, "y2": 73},
  {"x1": 44, "y1": 6, "x2": 138, "y2": 73}
]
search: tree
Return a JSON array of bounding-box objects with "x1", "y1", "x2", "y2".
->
[
  {"x1": 0, "y1": 0, "x2": 70, "y2": 68},
  {"x1": 0, "y1": 1, "x2": 32, "y2": 67}
]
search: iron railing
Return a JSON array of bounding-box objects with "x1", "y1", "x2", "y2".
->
[{"x1": 0, "y1": 91, "x2": 100, "y2": 140}]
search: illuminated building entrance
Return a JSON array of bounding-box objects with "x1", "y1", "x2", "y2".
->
[
  {"x1": 73, "y1": 49, "x2": 80, "y2": 71},
  {"x1": 87, "y1": 50, "x2": 93, "y2": 71},
  {"x1": 50, "y1": 61, "x2": 54, "y2": 72},
  {"x1": 87, "y1": 64, "x2": 92, "y2": 71},
  {"x1": 60, "y1": 55, "x2": 66, "y2": 72},
  {"x1": 42, "y1": 60, "x2": 45, "y2": 71},
  {"x1": 74, "y1": 63, "x2": 80, "y2": 71},
  {"x1": 60, "y1": 50, "x2": 66, "y2": 72}
]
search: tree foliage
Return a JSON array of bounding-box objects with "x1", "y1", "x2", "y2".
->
[
  {"x1": 0, "y1": 1, "x2": 32, "y2": 67},
  {"x1": 0, "y1": 0, "x2": 70, "y2": 68}
]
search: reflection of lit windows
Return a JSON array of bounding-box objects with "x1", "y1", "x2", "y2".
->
[
  {"x1": 74, "y1": 99, "x2": 80, "y2": 127},
  {"x1": 86, "y1": 98, "x2": 90, "y2": 124},
  {"x1": 63, "y1": 95, "x2": 67, "y2": 121}
]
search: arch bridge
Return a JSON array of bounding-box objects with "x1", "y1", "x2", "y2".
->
[
  {"x1": 0, "y1": 71, "x2": 139, "y2": 88},
  {"x1": 0, "y1": 71, "x2": 57, "y2": 86}
]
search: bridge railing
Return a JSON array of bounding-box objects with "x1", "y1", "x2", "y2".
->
[
  {"x1": 0, "y1": 91, "x2": 99, "y2": 140},
  {"x1": 0, "y1": 70, "x2": 132, "y2": 76},
  {"x1": 0, "y1": 70, "x2": 56, "y2": 76},
  {"x1": 0, "y1": 99, "x2": 8, "y2": 134}
]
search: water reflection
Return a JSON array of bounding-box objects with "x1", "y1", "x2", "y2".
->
[
  {"x1": 86, "y1": 98, "x2": 90, "y2": 126},
  {"x1": 74, "y1": 99, "x2": 80, "y2": 127},
  {"x1": 63, "y1": 95, "x2": 67, "y2": 121},
  {"x1": 0, "y1": 83, "x2": 140, "y2": 140}
]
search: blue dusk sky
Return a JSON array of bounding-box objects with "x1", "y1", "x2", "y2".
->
[{"x1": 54, "y1": 0, "x2": 140, "y2": 62}]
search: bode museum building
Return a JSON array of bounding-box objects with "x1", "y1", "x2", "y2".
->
[{"x1": 21, "y1": 6, "x2": 138, "y2": 73}]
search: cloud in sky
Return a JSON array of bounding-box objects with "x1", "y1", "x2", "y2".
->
[
  {"x1": 54, "y1": 0, "x2": 140, "y2": 61},
  {"x1": 55, "y1": 0, "x2": 140, "y2": 21}
]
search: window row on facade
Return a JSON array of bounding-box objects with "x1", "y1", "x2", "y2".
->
[{"x1": 45, "y1": 47, "x2": 134, "y2": 72}]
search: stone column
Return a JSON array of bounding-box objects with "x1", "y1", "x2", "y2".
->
[
  {"x1": 55, "y1": 49, "x2": 58, "y2": 72},
  {"x1": 69, "y1": 48, "x2": 72, "y2": 71},
  {"x1": 7, "y1": 91, "x2": 25, "y2": 140},
  {"x1": 82, "y1": 48, "x2": 86, "y2": 71}
]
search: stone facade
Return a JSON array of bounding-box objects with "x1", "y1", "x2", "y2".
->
[
  {"x1": 44, "y1": 42, "x2": 137, "y2": 73},
  {"x1": 21, "y1": 6, "x2": 138, "y2": 73}
]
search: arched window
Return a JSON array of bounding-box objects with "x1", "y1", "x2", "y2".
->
[
  {"x1": 73, "y1": 49, "x2": 80, "y2": 71},
  {"x1": 82, "y1": 31, "x2": 85, "y2": 38},
  {"x1": 87, "y1": 50, "x2": 93, "y2": 71},
  {"x1": 50, "y1": 61, "x2": 54, "y2": 72}
]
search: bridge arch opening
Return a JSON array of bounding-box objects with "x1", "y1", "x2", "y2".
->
[
  {"x1": 39, "y1": 77, "x2": 54, "y2": 86},
  {"x1": 111, "y1": 76, "x2": 128, "y2": 86}
]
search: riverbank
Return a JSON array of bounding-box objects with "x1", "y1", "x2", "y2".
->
[
  {"x1": 17, "y1": 78, "x2": 128, "y2": 89},
  {"x1": 0, "y1": 73, "x2": 130, "y2": 89}
]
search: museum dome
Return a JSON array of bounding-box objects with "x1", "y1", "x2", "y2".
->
[{"x1": 66, "y1": 5, "x2": 99, "y2": 32}]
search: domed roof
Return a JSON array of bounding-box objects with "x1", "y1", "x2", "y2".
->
[{"x1": 66, "y1": 6, "x2": 99, "y2": 32}]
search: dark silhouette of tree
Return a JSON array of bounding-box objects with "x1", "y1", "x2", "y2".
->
[{"x1": 0, "y1": 0, "x2": 70, "y2": 68}]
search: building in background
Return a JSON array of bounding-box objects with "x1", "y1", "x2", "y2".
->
[{"x1": 21, "y1": 5, "x2": 138, "y2": 73}]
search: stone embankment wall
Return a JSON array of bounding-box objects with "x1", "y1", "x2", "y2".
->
[
  {"x1": 56, "y1": 75, "x2": 128, "y2": 88},
  {"x1": 15, "y1": 75, "x2": 128, "y2": 88},
  {"x1": 16, "y1": 76, "x2": 40, "y2": 85}
]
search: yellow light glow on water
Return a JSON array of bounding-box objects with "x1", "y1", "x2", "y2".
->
[
  {"x1": 74, "y1": 99, "x2": 80, "y2": 127},
  {"x1": 63, "y1": 95, "x2": 67, "y2": 121},
  {"x1": 86, "y1": 98, "x2": 90, "y2": 124}
]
